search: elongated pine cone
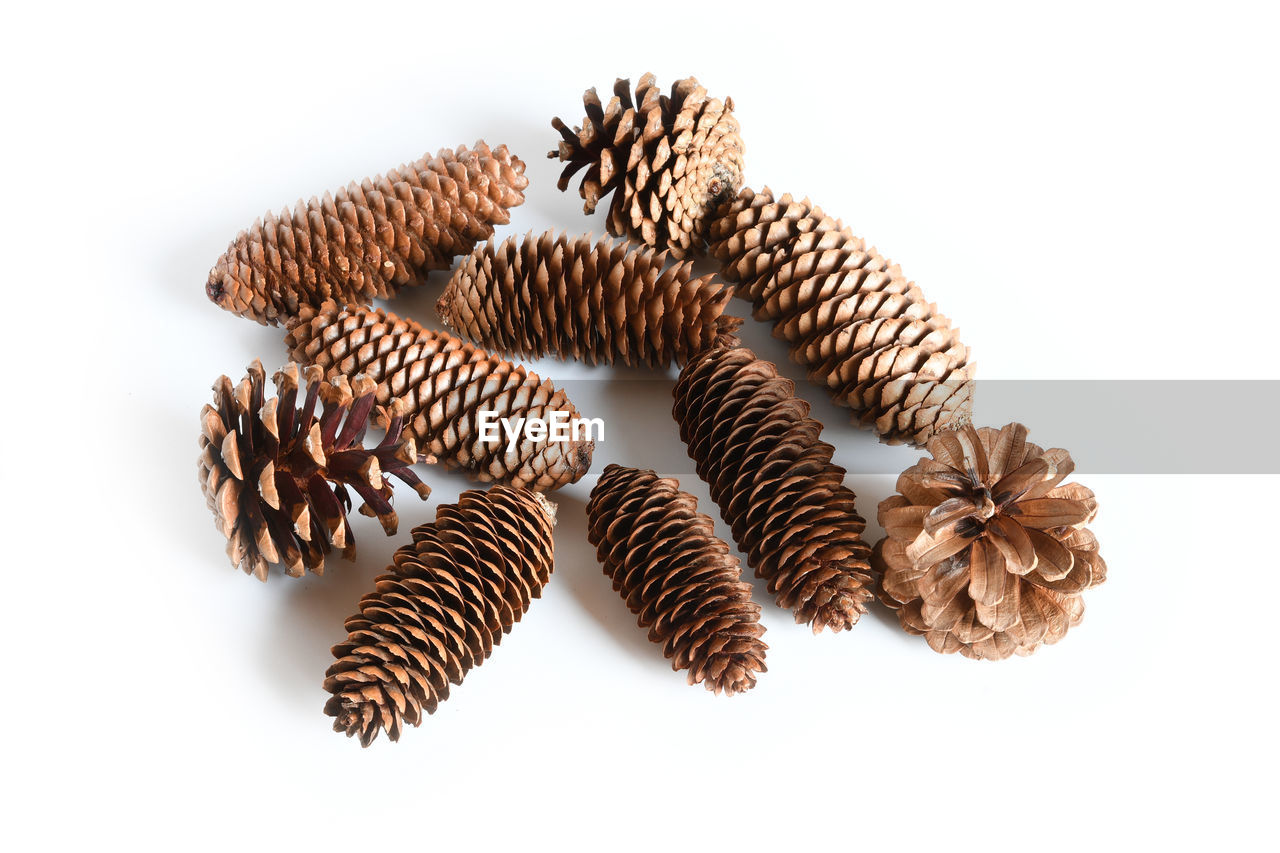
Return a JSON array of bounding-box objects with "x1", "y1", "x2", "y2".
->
[
  {"x1": 709, "y1": 187, "x2": 974, "y2": 446},
  {"x1": 324, "y1": 486, "x2": 556, "y2": 746},
  {"x1": 586, "y1": 464, "x2": 767, "y2": 694},
  {"x1": 436, "y1": 231, "x2": 742, "y2": 367},
  {"x1": 198, "y1": 361, "x2": 431, "y2": 581},
  {"x1": 550, "y1": 73, "x2": 743, "y2": 259},
  {"x1": 207, "y1": 141, "x2": 528, "y2": 325},
  {"x1": 672, "y1": 342, "x2": 874, "y2": 632},
  {"x1": 285, "y1": 300, "x2": 594, "y2": 491},
  {"x1": 873, "y1": 422, "x2": 1106, "y2": 660}
]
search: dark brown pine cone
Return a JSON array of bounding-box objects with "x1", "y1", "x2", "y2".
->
[
  {"x1": 672, "y1": 341, "x2": 874, "y2": 632},
  {"x1": 586, "y1": 464, "x2": 767, "y2": 694},
  {"x1": 198, "y1": 361, "x2": 431, "y2": 581},
  {"x1": 436, "y1": 230, "x2": 742, "y2": 368},
  {"x1": 324, "y1": 486, "x2": 556, "y2": 746}
]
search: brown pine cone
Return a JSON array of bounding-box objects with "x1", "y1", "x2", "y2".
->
[
  {"x1": 672, "y1": 342, "x2": 874, "y2": 632},
  {"x1": 324, "y1": 486, "x2": 556, "y2": 746},
  {"x1": 586, "y1": 464, "x2": 767, "y2": 694},
  {"x1": 436, "y1": 231, "x2": 742, "y2": 368},
  {"x1": 549, "y1": 74, "x2": 743, "y2": 259},
  {"x1": 709, "y1": 187, "x2": 974, "y2": 446},
  {"x1": 873, "y1": 422, "x2": 1106, "y2": 660},
  {"x1": 198, "y1": 361, "x2": 431, "y2": 581},
  {"x1": 284, "y1": 300, "x2": 594, "y2": 491},
  {"x1": 206, "y1": 141, "x2": 528, "y2": 326}
]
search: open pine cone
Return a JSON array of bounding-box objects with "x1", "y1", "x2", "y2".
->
[
  {"x1": 549, "y1": 73, "x2": 743, "y2": 258},
  {"x1": 198, "y1": 361, "x2": 431, "y2": 581},
  {"x1": 873, "y1": 422, "x2": 1106, "y2": 660}
]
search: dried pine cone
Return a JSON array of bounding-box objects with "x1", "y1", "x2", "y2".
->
[
  {"x1": 207, "y1": 141, "x2": 528, "y2": 325},
  {"x1": 873, "y1": 422, "x2": 1106, "y2": 660},
  {"x1": 436, "y1": 230, "x2": 742, "y2": 367},
  {"x1": 198, "y1": 361, "x2": 431, "y2": 581},
  {"x1": 285, "y1": 300, "x2": 594, "y2": 491},
  {"x1": 672, "y1": 341, "x2": 874, "y2": 632},
  {"x1": 586, "y1": 464, "x2": 767, "y2": 694},
  {"x1": 325, "y1": 486, "x2": 556, "y2": 746},
  {"x1": 550, "y1": 73, "x2": 743, "y2": 259},
  {"x1": 709, "y1": 187, "x2": 974, "y2": 446}
]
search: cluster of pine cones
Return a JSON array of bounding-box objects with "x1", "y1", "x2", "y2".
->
[{"x1": 198, "y1": 73, "x2": 1106, "y2": 746}]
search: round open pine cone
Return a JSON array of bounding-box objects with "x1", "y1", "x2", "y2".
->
[
  {"x1": 586, "y1": 464, "x2": 767, "y2": 695},
  {"x1": 709, "y1": 187, "x2": 974, "y2": 446},
  {"x1": 206, "y1": 141, "x2": 528, "y2": 326},
  {"x1": 549, "y1": 73, "x2": 744, "y2": 259},
  {"x1": 436, "y1": 230, "x2": 742, "y2": 368},
  {"x1": 672, "y1": 341, "x2": 874, "y2": 633},
  {"x1": 198, "y1": 361, "x2": 431, "y2": 581},
  {"x1": 873, "y1": 422, "x2": 1107, "y2": 660},
  {"x1": 285, "y1": 300, "x2": 594, "y2": 491},
  {"x1": 324, "y1": 486, "x2": 556, "y2": 747}
]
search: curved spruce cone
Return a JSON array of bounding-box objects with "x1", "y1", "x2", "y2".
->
[
  {"x1": 437, "y1": 231, "x2": 742, "y2": 367},
  {"x1": 550, "y1": 73, "x2": 744, "y2": 259},
  {"x1": 198, "y1": 361, "x2": 431, "y2": 581},
  {"x1": 672, "y1": 342, "x2": 874, "y2": 632},
  {"x1": 207, "y1": 141, "x2": 528, "y2": 325},
  {"x1": 285, "y1": 300, "x2": 594, "y2": 491},
  {"x1": 873, "y1": 422, "x2": 1107, "y2": 660},
  {"x1": 709, "y1": 187, "x2": 974, "y2": 446},
  {"x1": 325, "y1": 486, "x2": 556, "y2": 746},
  {"x1": 587, "y1": 464, "x2": 767, "y2": 694}
]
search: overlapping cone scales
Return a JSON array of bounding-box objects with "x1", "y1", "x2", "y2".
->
[
  {"x1": 709, "y1": 187, "x2": 974, "y2": 445},
  {"x1": 284, "y1": 300, "x2": 593, "y2": 491},
  {"x1": 550, "y1": 73, "x2": 744, "y2": 259},
  {"x1": 586, "y1": 465, "x2": 766, "y2": 694},
  {"x1": 437, "y1": 231, "x2": 742, "y2": 367},
  {"x1": 672, "y1": 343, "x2": 873, "y2": 632},
  {"x1": 324, "y1": 487, "x2": 556, "y2": 746},
  {"x1": 197, "y1": 361, "x2": 430, "y2": 581},
  {"x1": 873, "y1": 422, "x2": 1107, "y2": 660},
  {"x1": 207, "y1": 141, "x2": 529, "y2": 325}
]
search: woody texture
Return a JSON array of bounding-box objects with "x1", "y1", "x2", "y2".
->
[
  {"x1": 198, "y1": 361, "x2": 431, "y2": 581},
  {"x1": 873, "y1": 422, "x2": 1106, "y2": 660},
  {"x1": 207, "y1": 141, "x2": 528, "y2": 325},
  {"x1": 672, "y1": 341, "x2": 874, "y2": 632},
  {"x1": 324, "y1": 486, "x2": 556, "y2": 746},
  {"x1": 285, "y1": 300, "x2": 594, "y2": 491},
  {"x1": 710, "y1": 187, "x2": 974, "y2": 445},
  {"x1": 550, "y1": 73, "x2": 743, "y2": 258},
  {"x1": 436, "y1": 230, "x2": 742, "y2": 368},
  {"x1": 586, "y1": 464, "x2": 767, "y2": 694}
]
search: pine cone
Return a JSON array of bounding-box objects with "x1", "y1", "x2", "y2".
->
[
  {"x1": 709, "y1": 187, "x2": 974, "y2": 446},
  {"x1": 206, "y1": 141, "x2": 529, "y2": 326},
  {"x1": 284, "y1": 300, "x2": 594, "y2": 491},
  {"x1": 436, "y1": 230, "x2": 742, "y2": 368},
  {"x1": 324, "y1": 486, "x2": 556, "y2": 746},
  {"x1": 549, "y1": 74, "x2": 744, "y2": 259},
  {"x1": 672, "y1": 342, "x2": 874, "y2": 632},
  {"x1": 198, "y1": 361, "x2": 431, "y2": 581},
  {"x1": 586, "y1": 464, "x2": 767, "y2": 694},
  {"x1": 872, "y1": 422, "x2": 1106, "y2": 660}
]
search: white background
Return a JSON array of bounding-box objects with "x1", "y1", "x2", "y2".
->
[{"x1": 3, "y1": 2, "x2": 1277, "y2": 850}]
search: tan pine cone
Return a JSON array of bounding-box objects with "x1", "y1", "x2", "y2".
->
[
  {"x1": 324, "y1": 486, "x2": 556, "y2": 746},
  {"x1": 198, "y1": 361, "x2": 431, "y2": 581},
  {"x1": 436, "y1": 231, "x2": 742, "y2": 368},
  {"x1": 206, "y1": 141, "x2": 529, "y2": 326},
  {"x1": 284, "y1": 300, "x2": 594, "y2": 491},
  {"x1": 549, "y1": 74, "x2": 744, "y2": 259},
  {"x1": 873, "y1": 422, "x2": 1107, "y2": 660},
  {"x1": 586, "y1": 464, "x2": 767, "y2": 694},
  {"x1": 672, "y1": 342, "x2": 874, "y2": 632},
  {"x1": 709, "y1": 187, "x2": 974, "y2": 446}
]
